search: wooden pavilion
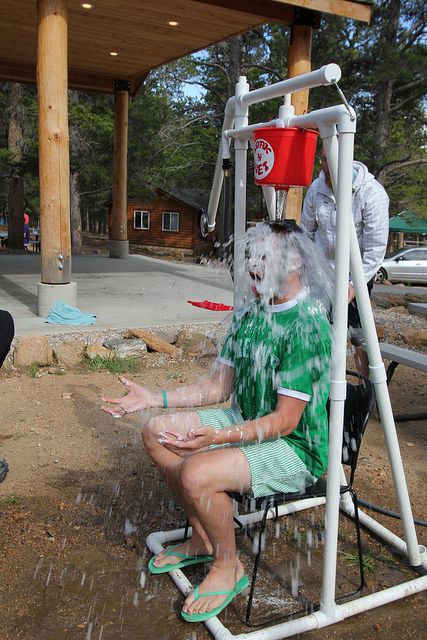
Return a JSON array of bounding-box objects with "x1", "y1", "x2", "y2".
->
[{"x1": 0, "y1": 0, "x2": 373, "y2": 315}]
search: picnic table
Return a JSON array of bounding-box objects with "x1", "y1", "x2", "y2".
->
[{"x1": 379, "y1": 342, "x2": 427, "y2": 422}]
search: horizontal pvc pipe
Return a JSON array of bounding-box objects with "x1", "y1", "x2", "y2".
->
[
  {"x1": 287, "y1": 104, "x2": 356, "y2": 132},
  {"x1": 224, "y1": 118, "x2": 284, "y2": 140},
  {"x1": 344, "y1": 503, "x2": 427, "y2": 571},
  {"x1": 233, "y1": 612, "x2": 322, "y2": 639},
  {"x1": 241, "y1": 64, "x2": 341, "y2": 107},
  {"x1": 337, "y1": 575, "x2": 427, "y2": 618}
]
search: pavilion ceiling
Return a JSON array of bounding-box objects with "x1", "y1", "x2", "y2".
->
[{"x1": 0, "y1": 0, "x2": 372, "y2": 94}]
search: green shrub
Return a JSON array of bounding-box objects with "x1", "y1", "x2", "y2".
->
[
  {"x1": 88, "y1": 355, "x2": 140, "y2": 374},
  {"x1": 28, "y1": 363, "x2": 39, "y2": 378}
]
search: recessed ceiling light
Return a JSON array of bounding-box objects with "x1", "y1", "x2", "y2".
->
[
  {"x1": 168, "y1": 21, "x2": 179, "y2": 27},
  {"x1": 81, "y1": 3, "x2": 93, "y2": 8},
  {"x1": 110, "y1": 51, "x2": 118, "y2": 57}
]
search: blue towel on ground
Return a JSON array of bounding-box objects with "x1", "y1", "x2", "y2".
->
[{"x1": 46, "y1": 300, "x2": 97, "y2": 325}]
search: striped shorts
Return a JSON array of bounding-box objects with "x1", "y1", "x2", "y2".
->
[{"x1": 196, "y1": 407, "x2": 318, "y2": 499}]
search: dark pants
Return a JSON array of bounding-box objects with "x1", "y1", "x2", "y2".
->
[
  {"x1": 0, "y1": 310, "x2": 14, "y2": 368},
  {"x1": 348, "y1": 277, "x2": 374, "y2": 347}
]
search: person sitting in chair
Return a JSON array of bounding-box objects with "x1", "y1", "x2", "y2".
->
[
  {"x1": 101, "y1": 219, "x2": 332, "y2": 623},
  {"x1": 0, "y1": 309, "x2": 15, "y2": 483}
]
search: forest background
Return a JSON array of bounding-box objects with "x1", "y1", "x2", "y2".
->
[{"x1": 0, "y1": 0, "x2": 426, "y2": 252}]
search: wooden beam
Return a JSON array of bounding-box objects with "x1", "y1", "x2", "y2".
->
[
  {"x1": 284, "y1": 0, "x2": 372, "y2": 23},
  {"x1": 197, "y1": 0, "x2": 372, "y2": 24},
  {"x1": 37, "y1": 0, "x2": 71, "y2": 284},
  {"x1": 110, "y1": 81, "x2": 130, "y2": 245},
  {"x1": 194, "y1": 0, "x2": 295, "y2": 24},
  {"x1": 285, "y1": 20, "x2": 313, "y2": 223}
]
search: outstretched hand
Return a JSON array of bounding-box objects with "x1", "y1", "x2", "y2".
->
[
  {"x1": 101, "y1": 375, "x2": 155, "y2": 418},
  {"x1": 158, "y1": 427, "x2": 216, "y2": 456}
]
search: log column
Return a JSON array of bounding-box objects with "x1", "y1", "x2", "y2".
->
[
  {"x1": 285, "y1": 9, "x2": 319, "y2": 223},
  {"x1": 37, "y1": 0, "x2": 76, "y2": 316},
  {"x1": 109, "y1": 80, "x2": 130, "y2": 259}
]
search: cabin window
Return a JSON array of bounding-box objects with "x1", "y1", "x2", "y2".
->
[
  {"x1": 134, "y1": 210, "x2": 150, "y2": 230},
  {"x1": 162, "y1": 211, "x2": 179, "y2": 232}
]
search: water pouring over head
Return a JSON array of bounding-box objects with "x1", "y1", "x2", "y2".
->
[{"x1": 244, "y1": 219, "x2": 333, "y2": 312}]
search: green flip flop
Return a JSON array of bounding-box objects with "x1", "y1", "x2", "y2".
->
[
  {"x1": 181, "y1": 574, "x2": 250, "y2": 623},
  {"x1": 148, "y1": 544, "x2": 214, "y2": 575}
]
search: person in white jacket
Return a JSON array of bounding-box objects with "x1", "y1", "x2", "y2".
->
[{"x1": 301, "y1": 151, "x2": 389, "y2": 376}]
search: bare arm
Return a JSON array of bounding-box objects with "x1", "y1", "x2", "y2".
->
[
  {"x1": 159, "y1": 394, "x2": 307, "y2": 452},
  {"x1": 101, "y1": 361, "x2": 235, "y2": 417},
  {"x1": 160, "y1": 361, "x2": 235, "y2": 409}
]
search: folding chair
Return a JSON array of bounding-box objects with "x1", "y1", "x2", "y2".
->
[{"x1": 229, "y1": 370, "x2": 375, "y2": 625}]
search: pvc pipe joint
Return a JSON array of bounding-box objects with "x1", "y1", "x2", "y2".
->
[
  {"x1": 329, "y1": 379, "x2": 347, "y2": 401},
  {"x1": 368, "y1": 363, "x2": 387, "y2": 384}
]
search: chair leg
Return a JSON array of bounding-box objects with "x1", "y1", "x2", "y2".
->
[
  {"x1": 245, "y1": 505, "x2": 269, "y2": 624},
  {"x1": 183, "y1": 517, "x2": 190, "y2": 541},
  {"x1": 349, "y1": 489, "x2": 365, "y2": 592}
]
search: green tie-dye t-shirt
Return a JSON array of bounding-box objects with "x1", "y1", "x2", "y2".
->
[{"x1": 220, "y1": 299, "x2": 331, "y2": 478}]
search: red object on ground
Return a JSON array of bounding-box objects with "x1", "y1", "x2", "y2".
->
[
  {"x1": 253, "y1": 127, "x2": 319, "y2": 188},
  {"x1": 187, "y1": 300, "x2": 234, "y2": 311}
]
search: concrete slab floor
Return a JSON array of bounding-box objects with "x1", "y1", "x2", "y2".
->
[{"x1": 0, "y1": 253, "x2": 234, "y2": 336}]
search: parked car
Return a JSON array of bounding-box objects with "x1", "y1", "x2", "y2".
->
[{"x1": 376, "y1": 247, "x2": 427, "y2": 284}]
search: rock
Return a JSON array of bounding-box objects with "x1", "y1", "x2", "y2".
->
[
  {"x1": 405, "y1": 294, "x2": 427, "y2": 304},
  {"x1": 390, "y1": 306, "x2": 408, "y2": 314},
  {"x1": 155, "y1": 330, "x2": 179, "y2": 345},
  {"x1": 387, "y1": 328, "x2": 398, "y2": 342},
  {"x1": 375, "y1": 323, "x2": 386, "y2": 339},
  {"x1": 386, "y1": 295, "x2": 407, "y2": 307},
  {"x1": 124, "y1": 329, "x2": 180, "y2": 358},
  {"x1": 103, "y1": 338, "x2": 147, "y2": 358},
  {"x1": 53, "y1": 341, "x2": 85, "y2": 367},
  {"x1": 1, "y1": 351, "x2": 15, "y2": 372},
  {"x1": 48, "y1": 366, "x2": 65, "y2": 375},
  {"x1": 85, "y1": 344, "x2": 113, "y2": 360},
  {"x1": 14, "y1": 335, "x2": 53, "y2": 368},
  {"x1": 10, "y1": 510, "x2": 28, "y2": 522},
  {"x1": 205, "y1": 326, "x2": 229, "y2": 348},
  {"x1": 175, "y1": 330, "x2": 217, "y2": 358},
  {"x1": 402, "y1": 328, "x2": 427, "y2": 347}
]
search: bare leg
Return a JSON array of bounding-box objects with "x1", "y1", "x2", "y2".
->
[
  {"x1": 354, "y1": 345, "x2": 370, "y2": 378},
  {"x1": 179, "y1": 447, "x2": 252, "y2": 616},
  {"x1": 142, "y1": 412, "x2": 213, "y2": 565}
]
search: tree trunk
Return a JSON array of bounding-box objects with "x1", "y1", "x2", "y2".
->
[
  {"x1": 70, "y1": 170, "x2": 82, "y2": 253},
  {"x1": 228, "y1": 36, "x2": 241, "y2": 98},
  {"x1": 374, "y1": 0, "x2": 401, "y2": 181},
  {"x1": 7, "y1": 82, "x2": 25, "y2": 250}
]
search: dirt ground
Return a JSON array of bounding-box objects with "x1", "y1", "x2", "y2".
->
[{"x1": 0, "y1": 354, "x2": 426, "y2": 640}]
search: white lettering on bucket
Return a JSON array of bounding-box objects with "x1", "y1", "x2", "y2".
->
[{"x1": 254, "y1": 138, "x2": 274, "y2": 180}]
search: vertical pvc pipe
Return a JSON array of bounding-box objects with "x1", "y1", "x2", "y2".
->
[
  {"x1": 207, "y1": 100, "x2": 235, "y2": 230},
  {"x1": 320, "y1": 128, "x2": 355, "y2": 615},
  {"x1": 233, "y1": 77, "x2": 249, "y2": 310},
  {"x1": 348, "y1": 220, "x2": 422, "y2": 566}
]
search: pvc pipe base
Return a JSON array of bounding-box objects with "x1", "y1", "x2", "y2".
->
[{"x1": 37, "y1": 281, "x2": 77, "y2": 317}]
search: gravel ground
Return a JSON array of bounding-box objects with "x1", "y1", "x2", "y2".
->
[{"x1": 32, "y1": 308, "x2": 427, "y2": 349}]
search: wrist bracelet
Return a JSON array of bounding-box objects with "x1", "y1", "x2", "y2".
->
[{"x1": 162, "y1": 389, "x2": 168, "y2": 409}]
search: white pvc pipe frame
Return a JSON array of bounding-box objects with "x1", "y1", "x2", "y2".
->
[{"x1": 146, "y1": 65, "x2": 427, "y2": 638}]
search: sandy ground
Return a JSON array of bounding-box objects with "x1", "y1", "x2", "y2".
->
[{"x1": 0, "y1": 355, "x2": 426, "y2": 640}]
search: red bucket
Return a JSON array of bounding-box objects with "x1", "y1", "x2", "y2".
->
[{"x1": 253, "y1": 127, "x2": 319, "y2": 188}]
